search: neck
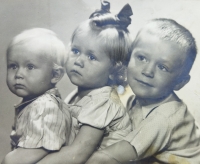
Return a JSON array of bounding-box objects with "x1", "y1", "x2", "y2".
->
[
  {"x1": 22, "y1": 87, "x2": 55, "y2": 103},
  {"x1": 136, "y1": 92, "x2": 180, "y2": 107},
  {"x1": 74, "y1": 87, "x2": 94, "y2": 102}
]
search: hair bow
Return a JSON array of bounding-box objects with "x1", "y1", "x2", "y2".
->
[
  {"x1": 89, "y1": 0, "x2": 133, "y2": 29},
  {"x1": 116, "y1": 4, "x2": 133, "y2": 29},
  {"x1": 89, "y1": 0, "x2": 110, "y2": 18}
]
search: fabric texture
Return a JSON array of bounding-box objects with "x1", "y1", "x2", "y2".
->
[
  {"x1": 65, "y1": 86, "x2": 132, "y2": 149},
  {"x1": 124, "y1": 93, "x2": 200, "y2": 164},
  {"x1": 11, "y1": 88, "x2": 72, "y2": 151}
]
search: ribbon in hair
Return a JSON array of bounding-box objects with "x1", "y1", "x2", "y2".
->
[
  {"x1": 116, "y1": 4, "x2": 133, "y2": 29},
  {"x1": 89, "y1": 0, "x2": 110, "y2": 18},
  {"x1": 89, "y1": 0, "x2": 133, "y2": 29}
]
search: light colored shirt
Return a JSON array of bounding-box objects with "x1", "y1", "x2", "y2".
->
[
  {"x1": 65, "y1": 86, "x2": 132, "y2": 149},
  {"x1": 11, "y1": 88, "x2": 71, "y2": 151},
  {"x1": 124, "y1": 92, "x2": 200, "y2": 164}
]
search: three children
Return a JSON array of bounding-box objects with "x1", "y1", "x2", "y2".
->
[{"x1": 2, "y1": 1, "x2": 200, "y2": 164}]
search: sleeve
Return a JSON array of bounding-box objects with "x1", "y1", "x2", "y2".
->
[
  {"x1": 124, "y1": 114, "x2": 171, "y2": 160},
  {"x1": 77, "y1": 95, "x2": 125, "y2": 129},
  {"x1": 18, "y1": 97, "x2": 67, "y2": 151}
]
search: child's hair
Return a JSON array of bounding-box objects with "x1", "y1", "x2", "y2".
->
[
  {"x1": 133, "y1": 18, "x2": 197, "y2": 76},
  {"x1": 69, "y1": 1, "x2": 133, "y2": 86},
  {"x1": 7, "y1": 28, "x2": 67, "y2": 69}
]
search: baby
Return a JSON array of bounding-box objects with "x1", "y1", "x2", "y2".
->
[
  {"x1": 86, "y1": 18, "x2": 200, "y2": 164},
  {"x1": 2, "y1": 28, "x2": 71, "y2": 164}
]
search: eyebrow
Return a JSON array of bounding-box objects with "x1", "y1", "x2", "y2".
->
[
  {"x1": 133, "y1": 49, "x2": 148, "y2": 56},
  {"x1": 71, "y1": 44, "x2": 80, "y2": 49}
]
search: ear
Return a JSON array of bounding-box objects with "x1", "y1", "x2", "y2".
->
[
  {"x1": 173, "y1": 74, "x2": 190, "y2": 91},
  {"x1": 51, "y1": 67, "x2": 64, "y2": 84}
]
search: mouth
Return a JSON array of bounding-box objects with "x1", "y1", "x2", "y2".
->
[
  {"x1": 70, "y1": 69, "x2": 82, "y2": 76},
  {"x1": 14, "y1": 84, "x2": 25, "y2": 89},
  {"x1": 135, "y1": 79, "x2": 154, "y2": 87}
]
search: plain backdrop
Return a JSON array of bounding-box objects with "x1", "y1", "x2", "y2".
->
[{"x1": 0, "y1": 0, "x2": 200, "y2": 161}]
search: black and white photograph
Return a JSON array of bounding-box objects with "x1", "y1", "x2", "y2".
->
[{"x1": 0, "y1": 0, "x2": 200, "y2": 163}]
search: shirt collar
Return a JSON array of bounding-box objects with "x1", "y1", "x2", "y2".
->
[
  {"x1": 65, "y1": 86, "x2": 113, "y2": 104},
  {"x1": 14, "y1": 87, "x2": 60, "y2": 109},
  {"x1": 132, "y1": 92, "x2": 179, "y2": 119}
]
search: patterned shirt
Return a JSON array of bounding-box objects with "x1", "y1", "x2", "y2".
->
[{"x1": 11, "y1": 88, "x2": 72, "y2": 151}]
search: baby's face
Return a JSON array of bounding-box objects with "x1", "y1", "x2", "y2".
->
[
  {"x1": 127, "y1": 30, "x2": 187, "y2": 100},
  {"x1": 7, "y1": 45, "x2": 53, "y2": 101},
  {"x1": 66, "y1": 33, "x2": 112, "y2": 90}
]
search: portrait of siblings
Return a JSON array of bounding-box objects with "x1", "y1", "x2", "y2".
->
[{"x1": 0, "y1": 0, "x2": 200, "y2": 164}]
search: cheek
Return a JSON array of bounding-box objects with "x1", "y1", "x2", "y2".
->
[
  {"x1": 156, "y1": 74, "x2": 175, "y2": 89},
  {"x1": 127, "y1": 60, "x2": 137, "y2": 76},
  {"x1": 6, "y1": 72, "x2": 13, "y2": 83},
  {"x1": 128, "y1": 57, "x2": 136, "y2": 68}
]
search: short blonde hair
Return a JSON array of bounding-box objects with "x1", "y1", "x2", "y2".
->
[
  {"x1": 133, "y1": 18, "x2": 197, "y2": 76},
  {"x1": 7, "y1": 28, "x2": 67, "y2": 68}
]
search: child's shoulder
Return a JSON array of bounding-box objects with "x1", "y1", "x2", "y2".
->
[
  {"x1": 158, "y1": 100, "x2": 187, "y2": 116},
  {"x1": 35, "y1": 92, "x2": 59, "y2": 105},
  {"x1": 156, "y1": 100, "x2": 196, "y2": 127},
  {"x1": 88, "y1": 86, "x2": 123, "y2": 105},
  {"x1": 29, "y1": 91, "x2": 62, "y2": 114}
]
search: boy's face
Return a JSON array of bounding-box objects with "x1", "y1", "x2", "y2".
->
[
  {"x1": 128, "y1": 30, "x2": 187, "y2": 100},
  {"x1": 66, "y1": 33, "x2": 112, "y2": 90},
  {"x1": 7, "y1": 45, "x2": 53, "y2": 101}
]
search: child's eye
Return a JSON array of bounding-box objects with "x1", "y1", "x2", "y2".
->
[
  {"x1": 158, "y1": 64, "x2": 168, "y2": 72},
  {"x1": 72, "y1": 48, "x2": 80, "y2": 55},
  {"x1": 8, "y1": 64, "x2": 18, "y2": 70},
  {"x1": 137, "y1": 55, "x2": 147, "y2": 62},
  {"x1": 88, "y1": 54, "x2": 96, "y2": 61},
  {"x1": 27, "y1": 64, "x2": 35, "y2": 70}
]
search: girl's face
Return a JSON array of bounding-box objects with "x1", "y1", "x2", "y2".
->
[
  {"x1": 7, "y1": 45, "x2": 53, "y2": 101},
  {"x1": 66, "y1": 33, "x2": 112, "y2": 90}
]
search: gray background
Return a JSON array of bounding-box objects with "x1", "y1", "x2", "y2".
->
[{"x1": 0, "y1": 0, "x2": 200, "y2": 161}]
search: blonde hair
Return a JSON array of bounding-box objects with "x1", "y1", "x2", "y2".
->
[
  {"x1": 7, "y1": 28, "x2": 67, "y2": 69},
  {"x1": 133, "y1": 18, "x2": 197, "y2": 76},
  {"x1": 70, "y1": 16, "x2": 132, "y2": 86}
]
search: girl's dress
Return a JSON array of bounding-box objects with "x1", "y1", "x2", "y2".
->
[
  {"x1": 65, "y1": 86, "x2": 132, "y2": 149},
  {"x1": 11, "y1": 88, "x2": 71, "y2": 151}
]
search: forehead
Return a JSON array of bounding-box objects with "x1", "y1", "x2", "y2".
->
[
  {"x1": 133, "y1": 30, "x2": 188, "y2": 67},
  {"x1": 7, "y1": 44, "x2": 50, "y2": 63},
  {"x1": 72, "y1": 31, "x2": 105, "y2": 49},
  {"x1": 136, "y1": 29, "x2": 186, "y2": 55}
]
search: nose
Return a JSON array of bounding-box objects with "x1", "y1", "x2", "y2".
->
[
  {"x1": 74, "y1": 55, "x2": 84, "y2": 68},
  {"x1": 142, "y1": 63, "x2": 154, "y2": 78},
  {"x1": 15, "y1": 67, "x2": 24, "y2": 79}
]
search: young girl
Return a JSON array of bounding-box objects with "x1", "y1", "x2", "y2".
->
[
  {"x1": 2, "y1": 28, "x2": 72, "y2": 164},
  {"x1": 37, "y1": 1, "x2": 133, "y2": 164}
]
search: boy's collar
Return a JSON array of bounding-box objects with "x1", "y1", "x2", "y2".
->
[
  {"x1": 14, "y1": 87, "x2": 60, "y2": 109},
  {"x1": 129, "y1": 92, "x2": 180, "y2": 119}
]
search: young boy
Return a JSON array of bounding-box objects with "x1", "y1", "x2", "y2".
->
[
  {"x1": 2, "y1": 28, "x2": 72, "y2": 164},
  {"x1": 86, "y1": 18, "x2": 200, "y2": 164}
]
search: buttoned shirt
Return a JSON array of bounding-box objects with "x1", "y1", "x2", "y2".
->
[{"x1": 124, "y1": 92, "x2": 200, "y2": 164}]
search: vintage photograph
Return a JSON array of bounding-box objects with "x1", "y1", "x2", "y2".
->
[{"x1": 0, "y1": 0, "x2": 200, "y2": 163}]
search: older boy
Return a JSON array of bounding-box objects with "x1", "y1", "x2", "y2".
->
[{"x1": 86, "y1": 18, "x2": 200, "y2": 164}]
